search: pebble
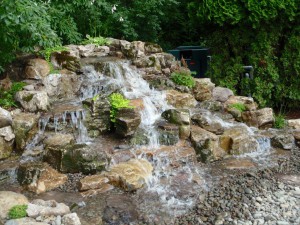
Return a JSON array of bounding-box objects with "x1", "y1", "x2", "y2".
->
[{"x1": 276, "y1": 221, "x2": 289, "y2": 225}]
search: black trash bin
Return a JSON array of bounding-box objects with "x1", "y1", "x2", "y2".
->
[{"x1": 168, "y1": 46, "x2": 210, "y2": 78}]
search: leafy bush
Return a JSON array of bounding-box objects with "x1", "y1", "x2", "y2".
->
[
  {"x1": 274, "y1": 114, "x2": 286, "y2": 129},
  {"x1": 81, "y1": 35, "x2": 111, "y2": 46},
  {"x1": 8, "y1": 205, "x2": 27, "y2": 219},
  {"x1": 0, "y1": 82, "x2": 26, "y2": 109},
  {"x1": 171, "y1": 69, "x2": 196, "y2": 88},
  {"x1": 39, "y1": 46, "x2": 68, "y2": 63},
  {"x1": 229, "y1": 103, "x2": 247, "y2": 112},
  {"x1": 108, "y1": 93, "x2": 133, "y2": 123}
]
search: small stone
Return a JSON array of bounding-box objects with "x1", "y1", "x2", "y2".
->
[
  {"x1": 62, "y1": 213, "x2": 81, "y2": 225},
  {"x1": 245, "y1": 188, "x2": 252, "y2": 194},
  {"x1": 276, "y1": 221, "x2": 289, "y2": 225},
  {"x1": 256, "y1": 197, "x2": 263, "y2": 202}
]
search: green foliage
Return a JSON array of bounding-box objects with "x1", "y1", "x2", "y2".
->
[
  {"x1": 8, "y1": 205, "x2": 28, "y2": 219},
  {"x1": 108, "y1": 93, "x2": 133, "y2": 123},
  {"x1": 274, "y1": 114, "x2": 286, "y2": 129},
  {"x1": 229, "y1": 103, "x2": 246, "y2": 112},
  {"x1": 81, "y1": 35, "x2": 111, "y2": 46},
  {"x1": 39, "y1": 46, "x2": 68, "y2": 62},
  {"x1": 0, "y1": 82, "x2": 26, "y2": 109},
  {"x1": 171, "y1": 69, "x2": 196, "y2": 88}
]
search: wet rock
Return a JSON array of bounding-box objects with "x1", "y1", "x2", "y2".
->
[
  {"x1": 51, "y1": 50, "x2": 81, "y2": 73},
  {"x1": 78, "y1": 175, "x2": 109, "y2": 191},
  {"x1": 15, "y1": 91, "x2": 49, "y2": 112},
  {"x1": 129, "y1": 98, "x2": 144, "y2": 112},
  {"x1": 162, "y1": 109, "x2": 190, "y2": 125},
  {"x1": 242, "y1": 108, "x2": 274, "y2": 128},
  {"x1": 221, "y1": 158, "x2": 257, "y2": 170},
  {"x1": 158, "y1": 121, "x2": 179, "y2": 145},
  {"x1": 130, "y1": 128, "x2": 149, "y2": 146},
  {"x1": 115, "y1": 108, "x2": 141, "y2": 137},
  {"x1": 287, "y1": 119, "x2": 300, "y2": 129},
  {"x1": 212, "y1": 86, "x2": 234, "y2": 102},
  {"x1": 219, "y1": 126, "x2": 259, "y2": 155},
  {"x1": 166, "y1": 90, "x2": 197, "y2": 109},
  {"x1": 190, "y1": 125, "x2": 226, "y2": 162},
  {"x1": 26, "y1": 199, "x2": 70, "y2": 218},
  {"x1": 17, "y1": 162, "x2": 67, "y2": 194},
  {"x1": 62, "y1": 213, "x2": 81, "y2": 225},
  {"x1": 0, "y1": 191, "x2": 29, "y2": 220},
  {"x1": 192, "y1": 78, "x2": 215, "y2": 101},
  {"x1": 0, "y1": 126, "x2": 15, "y2": 159},
  {"x1": 4, "y1": 217, "x2": 48, "y2": 225},
  {"x1": 24, "y1": 58, "x2": 50, "y2": 80},
  {"x1": 293, "y1": 131, "x2": 300, "y2": 147},
  {"x1": 271, "y1": 132, "x2": 295, "y2": 150},
  {"x1": 0, "y1": 107, "x2": 12, "y2": 128},
  {"x1": 102, "y1": 194, "x2": 138, "y2": 225},
  {"x1": 12, "y1": 112, "x2": 39, "y2": 151},
  {"x1": 200, "y1": 100, "x2": 223, "y2": 112},
  {"x1": 83, "y1": 96, "x2": 111, "y2": 137},
  {"x1": 106, "y1": 159, "x2": 153, "y2": 191},
  {"x1": 192, "y1": 112, "x2": 225, "y2": 135}
]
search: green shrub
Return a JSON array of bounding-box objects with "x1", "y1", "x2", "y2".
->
[
  {"x1": 229, "y1": 103, "x2": 247, "y2": 112},
  {"x1": 0, "y1": 82, "x2": 26, "y2": 109},
  {"x1": 274, "y1": 114, "x2": 286, "y2": 129},
  {"x1": 81, "y1": 35, "x2": 111, "y2": 46},
  {"x1": 39, "y1": 46, "x2": 69, "y2": 62},
  {"x1": 171, "y1": 70, "x2": 196, "y2": 88},
  {"x1": 108, "y1": 93, "x2": 133, "y2": 123},
  {"x1": 8, "y1": 205, "x2": 27, "y2": 219}
]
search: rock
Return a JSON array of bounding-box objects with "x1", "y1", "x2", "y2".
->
[
  {"x1": 5, "y1": 217, "x2": 48, "y2": 225},
  {"x1": 12, "y1": 112, "x2": 39, "y2": 151},
  {"x1": 144, "y1": 42, "x2": 163, "y2": 54},
  {"x1": 212, "y1": 87, "x2": 234, "y2": 102},
  {"x1": 200, "y1": 100, "x2": 223, "y2": 112},
  {"x1": 242, "y1": 108, "x2": 274, "y2": 128},
  {"x1": 219, "y1": 126, "x2": 259, "y2": 155},
  {"x1": 115, "y1": 108, "x2": 141, "y2": 137},
  {"x1": 190, "y1": 126, "x2": 226, "y2": 162},
  {"x1": 191, "y1": 112, "x2": 225, "y2": 135},
  {"x1": 221, "y1": 158, "x2": 257, "y2": 170},
  {"x1": 192, "y1": 78, "x2": 215, "y2": 101},
  {"x1": 162, "y1": 109, "x2": 190, "y2": 125},
  {"x1": 0, "y1": 126, "x2": 15, "y2": 159},
  {"x1": 157, "y1": 122, "x2": 179, "y2": 145},
  {"x1": 24, "y1": 59, "x2": 50, "y2": 80},
  {"x1": 78, "y1": 175, "x2": 109, "y2": 191},
  {"x1": 129, "y1": 41, "x2": 145, "y2": 58},
  {"x1": 80, "y1": 184, "x2": 114, "y2": 198},
  {"x1": 106, "y1": 159, "x2": 153, "y2": 191},
  {"x1": 62, "y1": 213, "x2": 81, "y2": 225},
  {"x1": 287, "y1": 119, "x2": 300, "y2": 129},
  {"x1": 51, "y1": 51, "x2": 81, "y2": 73},
  {"x1": 15, "y1": 91, "x2": 49, "y2": 112},
  {"x1": 225, "y1": 95, "x2": 257, "y2": 111},
  {"x1": 0, "y1": 107, "x2": 12, "y2": 128},
  {"x1": 271, "y1": 131, "x2": 295, "y2": 150},
  {"x1": 129, "y1": 98, "x2": 144, "y2": 112},
  {"x1": 166, "y1": 90, "x2": 197, "y2": 109},
  {"x1": 0, "y1": 191, "x2": 29, "y2": 219},
  {"x1": 26, "y1": 199, "x2": 70, "y2": 218},
  {"x1": 17, "y1": 162, "x2": 67, "y2": 194}
]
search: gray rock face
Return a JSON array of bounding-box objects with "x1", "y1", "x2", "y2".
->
[
  {"x1": 15, "y1": 91, "x2": 49, "y2": 112},
  {"x1": 192, "y1": 78, "x2": 215, "y2": 102},
  {"x1": 24, "y1": 59, "x2": 50, "y2": 80},
  {"x1": 0, "y1": 191, "x2": 29, "y2": 220},
  {"x1": 166, "y1": 90, "x2": 197, "y2": 109},
  {"x1": 190, "y1": 126, "x2": 226, "y2": 162},
  {"x1": 271, "y1": 132, "x2": 295, "y2": 150},
  {"x1": 212, "y1": 87, "x2": 234, "y2": 102},
  {"x1": 62, "y1": 213, "x2": 81, "y2": 225},
  {"x1": 26, "y1": 199, "x2": 70, "y2": 218},
  {"x1": 0, "y1": 107, "x2": 12, "y2": 128},
  {"x1": 0, "y1": 126, "x2": 15, "y2": 159},
  {"x1": 12, "y1": 112, "x2": 39, "y2": 151},
  {"x1": 115, "y1": 108, "x2": 141, "y2": 137},
  {"x1": 5, "y1": 217, "x2": 48, "y2": 225},
  {"x1": 287, "y1": 119, "x2": 300, "y2": 129}
]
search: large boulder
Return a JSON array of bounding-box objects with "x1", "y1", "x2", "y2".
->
[
  {"x1": 106, "y1": 159, "x2": 153, "y2": 191},
  {"x1": 12, "y1": 112, "x2": 39, "y2": 151},
  {"x1": 242, "y1": 107, "x2": 274, "y2": 128},
  {"x1": 115, "y1": 108, "x2": 141, "y2": 137},
  {"x1": 166, "y1": 90, "x2": 197, "y2": 109},
  {"x1": 270, "y1": 130, "x2": 295, "y2": 150},
  {"x1": 24, "y1": 58, "x2": 50, "y2": 80},
  {"x1": 192, "y1": 78, "x2": 215, "y2": 102},
  {"x1": 0, "y1": 191, "x2": 29, "y2": 220},
  {"x1": 190, "y1": 125, "x2": 226, "y2": 162},
  {"x1": 0, "y1": 126, "x2": 15, "y2": 159},
  {"x1": 0, "y1": 107, "x2": 12, "y2": 128},
  {"x1": 191, "y1": 112, "x2": 225, "y2": 135},
  {"x1": 78, "y1": 174, "x2": 114, "y2": 197},
  {"x1": 17, "y1": 162, "x2": 67, "y2": 194},
  {"x1": 212, "y1": 87, "x2": 234, "y2": 102},
  {"x1": 219, "y1": 126, "x2": 259, "y2": 155},
  {"x1": 15, "y1": 91, "x2": 49, "y2": 112}
]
